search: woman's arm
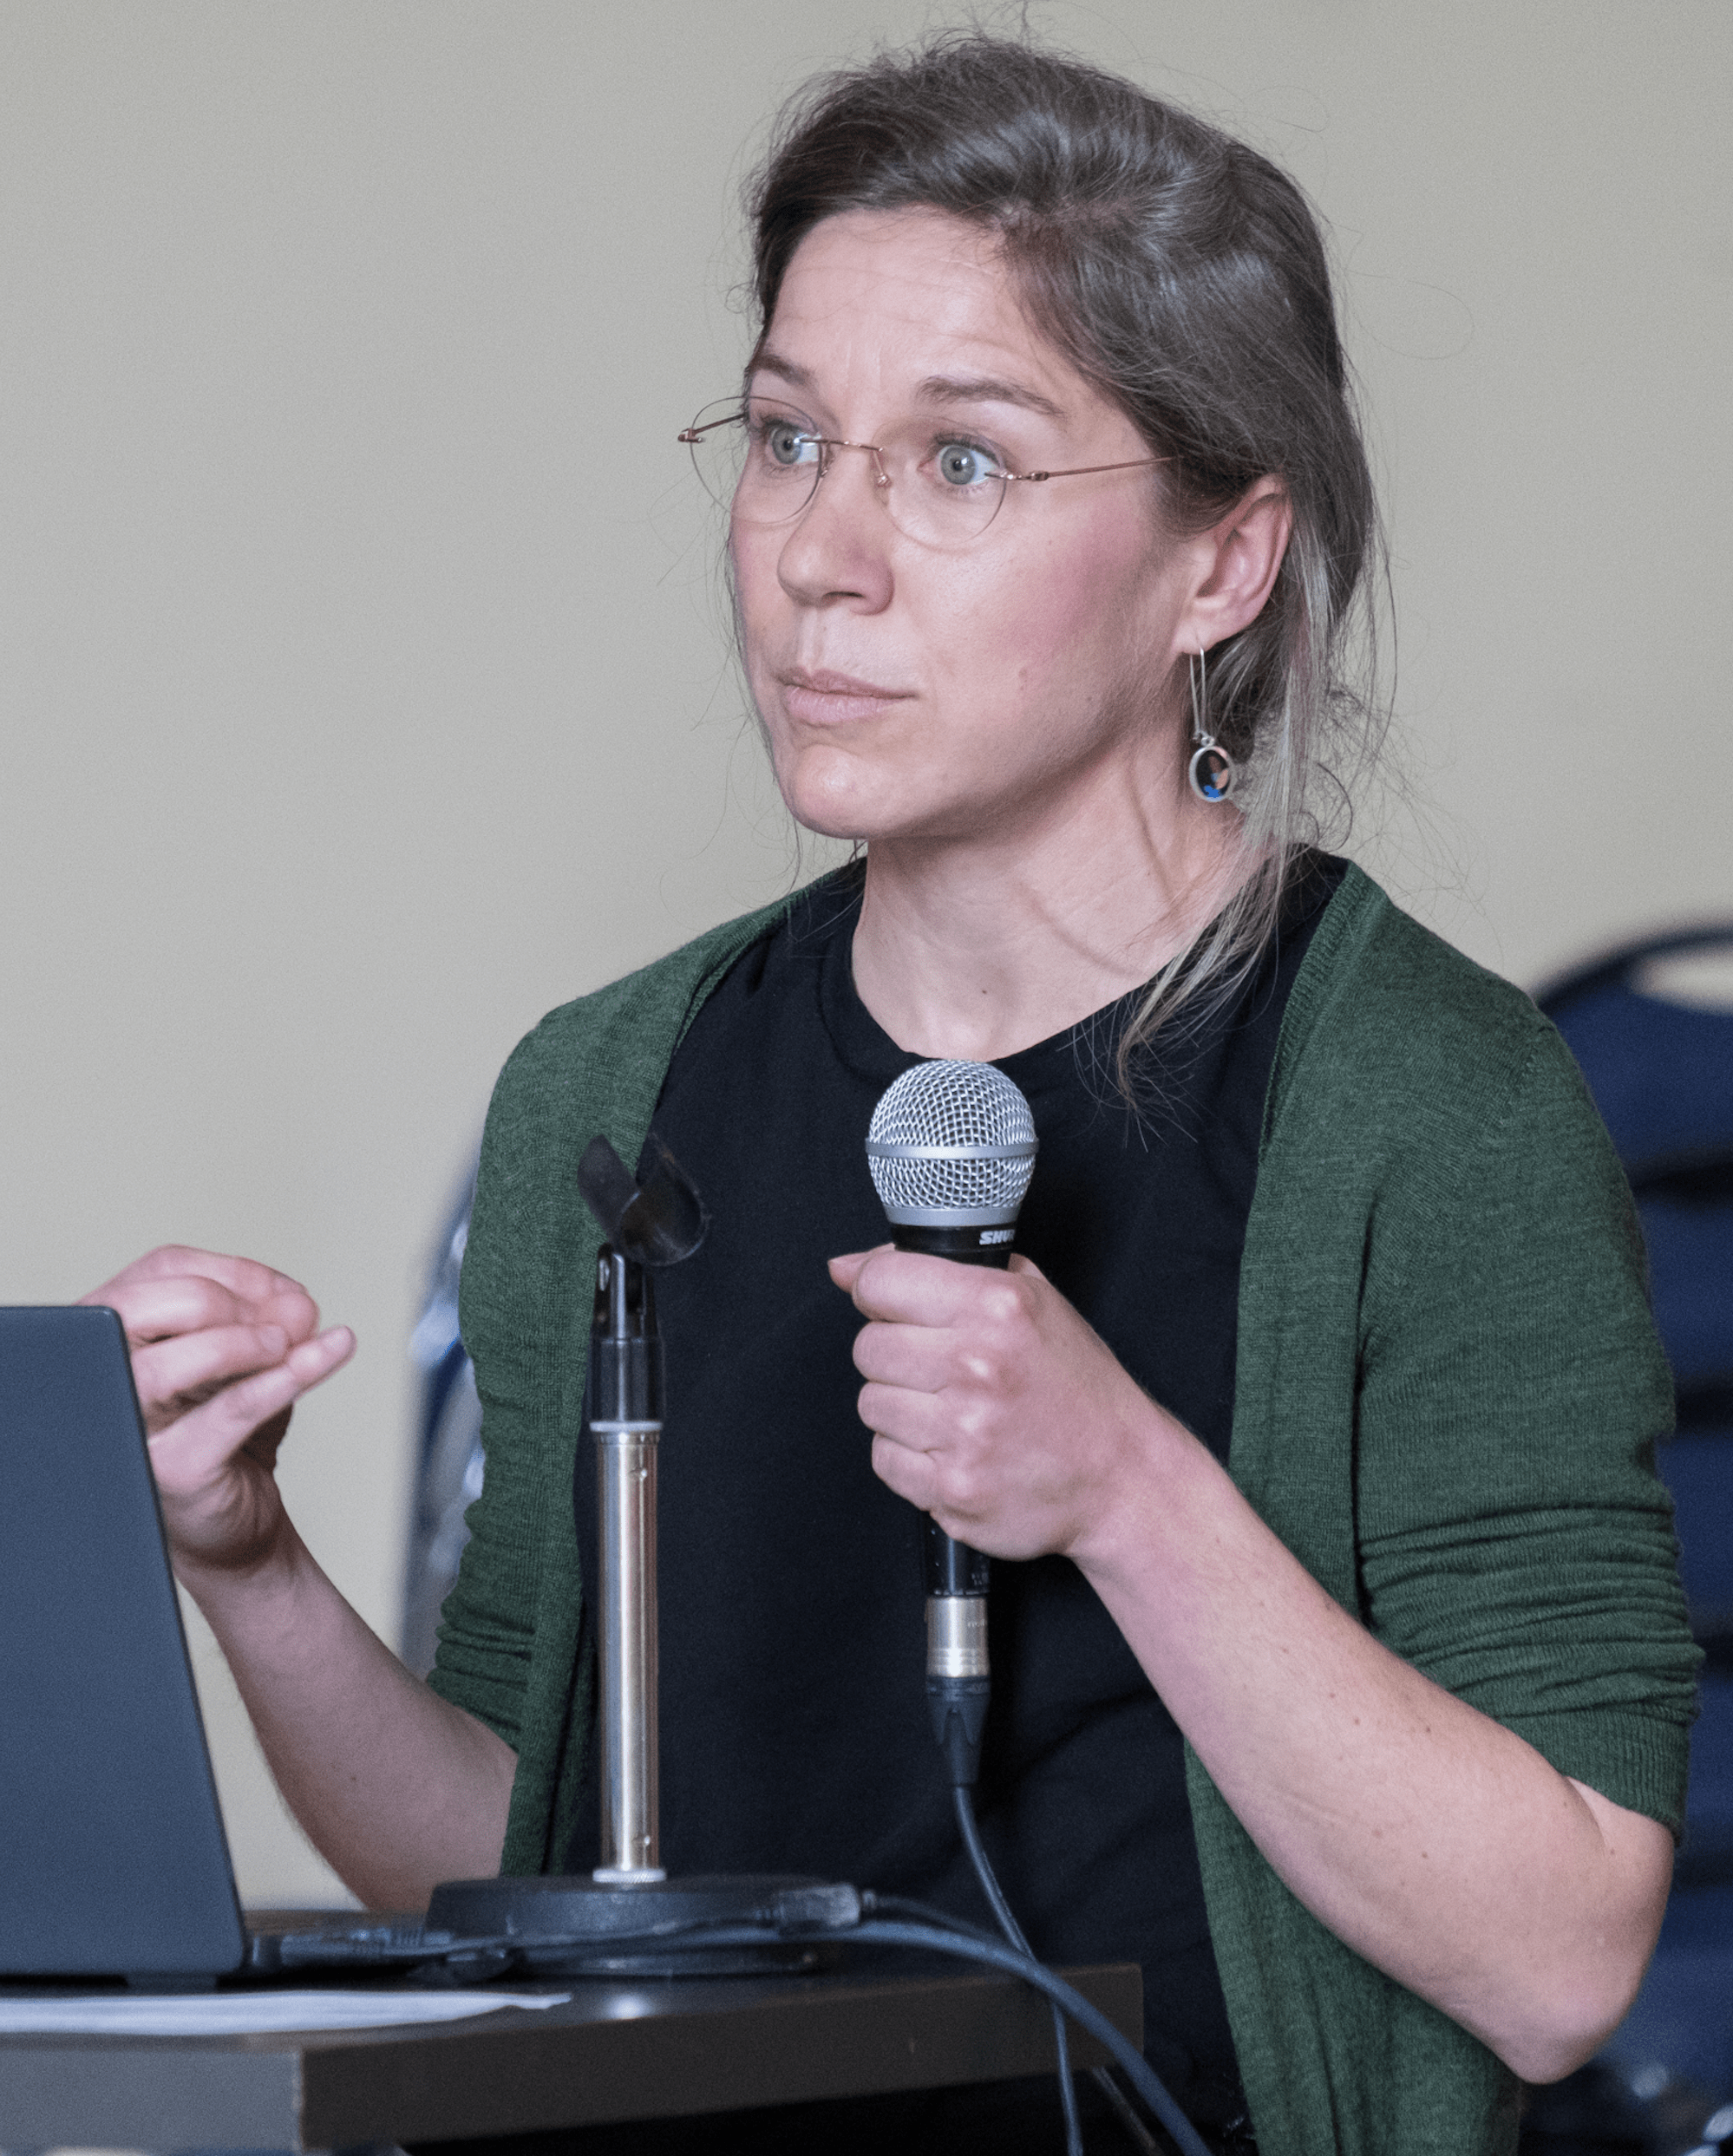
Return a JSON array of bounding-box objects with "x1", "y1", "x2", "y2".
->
[
  {"x1": 831, "y1": 1244, "x2": 1672, "y2": 2085},
  {"x1": 85, "y1": 1247, "x2": 516, "y2": 1910}
]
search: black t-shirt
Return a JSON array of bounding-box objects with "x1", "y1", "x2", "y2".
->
[{"x1": 570, "y1": 855, "x2": 1343, "y2": 2132}]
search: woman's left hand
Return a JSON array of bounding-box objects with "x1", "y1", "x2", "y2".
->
[{"x1": 827, "y1": 1244, "x2": 1168, "y2": 1561}]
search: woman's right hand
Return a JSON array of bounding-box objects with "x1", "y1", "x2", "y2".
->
[
  {"x1": 79, "y1": 1246, "x2": 355, "y2": 1580},
  {"x1": 82, "y1": 1248, "x2": 509, "y2": 1907}
]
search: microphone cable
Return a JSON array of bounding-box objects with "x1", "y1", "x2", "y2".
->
[
  {"x1": 952, "y1": 1778, "x2": 1085, "y2": 2156},
  {"x1": 951, "y1": 1785, "x2": 1161, "y2": 2156},
  {"x1": 380, "y1": 1887, "x2": 1212, "y2": 2156}
]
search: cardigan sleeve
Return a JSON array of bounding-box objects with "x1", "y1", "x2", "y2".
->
[
  {"x1": 424, "y1": 1022, "x2": 572, "y2": 1754},
  {"x1": 1198, "y1": 882, "x2": 1700, "y2": 2156},
  {"x1": 1354, "y1": 1012, "x2": 1699, "y2": 1833}
]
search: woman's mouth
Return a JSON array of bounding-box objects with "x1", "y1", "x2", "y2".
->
[{"x1": 778, "y1": 668, "x2": 915, "y2": 725}]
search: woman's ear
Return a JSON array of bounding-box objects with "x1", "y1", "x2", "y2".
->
[{"x1": 1180, "y1": 477, "x2": 1293, "y2": 651}]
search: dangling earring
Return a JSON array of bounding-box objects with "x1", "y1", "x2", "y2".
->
[{"x1": 1187, "y1": 642, "x2": 1237, "y2": 804}]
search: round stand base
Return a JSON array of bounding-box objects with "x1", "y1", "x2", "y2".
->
[{"x1": 427, "y1": 1873, "x2": 844, "y2": 1978}]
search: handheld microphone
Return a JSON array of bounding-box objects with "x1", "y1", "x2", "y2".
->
[{"x1": 866, "y1": 1061, "x2": 1037, "y2": 1787}]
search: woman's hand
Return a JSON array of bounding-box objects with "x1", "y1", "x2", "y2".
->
[
  {"x1": 80, "y1": 1245, "x2": 355, "y2": 1579},
  {"x1": 827, "y1": 1244, "x2": 1173, "y2": 1561},
  {"x1": 81, "y1": 1246, "x2": 509, "y2": 1906}
]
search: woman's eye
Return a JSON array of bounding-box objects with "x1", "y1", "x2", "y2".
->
[
  {"x1": 762, "y1": 421, "x2": 819, "y2": 467},
  {"x1": 933, "y1": 441, "x2": 1003, "y2": 488}
]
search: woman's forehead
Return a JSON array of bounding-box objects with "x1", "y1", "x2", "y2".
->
[{"x1": 757, "y1": 207, "x2": 1089, "y2": 425}]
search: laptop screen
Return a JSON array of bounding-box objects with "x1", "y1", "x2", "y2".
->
[{"x1": 0, "y1": 1306, "x2": 245, "y2": 1978}]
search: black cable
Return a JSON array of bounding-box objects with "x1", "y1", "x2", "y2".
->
[
  {"x1": 884, "y1": 1865, "x2": 1161, "y2": 2156},
  {"x1": 396, "y1": 1903, "x2": 1207, "y2": 2156},
  {"x1": 864, "y1": 1893, "x2": 1005, "y2": 1944},
  {"x1": 1088, "y1": 2067, "x2": 1164, "y2": 2156},
  {"x1": 952, "y1": 1786, "x2": 1085, "y2": 2156},
  {"x1": 926, "y1": 1828, "x2": 1155, "y2": 2156},
  {"x1": 952, "y1": 1784, "x2": 1036, "y2": 1954},
  {"x1": 476, "y1": 1911, "x2": 1208, "y2": 2155},
  {"x1": 837, "y1": 1920, "x2": 1213, "y2": 2156}
]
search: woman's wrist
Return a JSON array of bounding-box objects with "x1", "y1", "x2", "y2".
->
[
  {"x1": 170, "y1": 1512, "x2": 315, "y2": 1617},
  {"x1": 1064, "y1": 1388, "x2": 1227, "y2": 1591}
]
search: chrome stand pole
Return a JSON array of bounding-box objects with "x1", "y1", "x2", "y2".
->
[{"x1": 588, "y1": 1248, "x2": 665, "y2": 1885}]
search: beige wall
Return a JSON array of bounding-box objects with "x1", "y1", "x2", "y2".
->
[{"x1": 3, "y1": 1, "x2": 1729, "y2": 1904}]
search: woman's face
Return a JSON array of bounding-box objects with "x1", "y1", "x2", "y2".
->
[{"x1": 730, "y1": 207, "x2": 1198, "y2": 848}]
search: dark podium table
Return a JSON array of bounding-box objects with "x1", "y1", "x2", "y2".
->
[{"x1": 0, "y1": 1950, "x2": 1142, "y2": 2152}]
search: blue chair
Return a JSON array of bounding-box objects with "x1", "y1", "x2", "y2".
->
[
  {"x1": 1527, "y1": 924, "x2": 1733, "y2": 2149},
  {"x1": 400, "y1": 1166, "x2": 483, "y2": 1682}
]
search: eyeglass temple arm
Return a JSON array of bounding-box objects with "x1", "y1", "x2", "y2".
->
[
  {"x1": 677, "y1": 414, "x2": 747, "y2": 444},
  {"x1": 1007, "y1": 455, "x2": 1170, "y2": 485}
]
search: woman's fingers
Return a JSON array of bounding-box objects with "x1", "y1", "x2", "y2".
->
[
  {"x1": 82, "y1": 1243, "x2": 310, "y2": 1303},
  {"x1": 831, "y1": 1245, "x2": 1006, "y2": 1324},
  {"x1": 849, "y1": 1314, "x2": 952, "y2": 1394},
  {"x1": 834, "y1": 1245, "x2": 1048, "y2": 1323},
  {"x1": 132, "y1": 1321, "x2": 293, "y2": 1433},
  {"x1": 831, "y1": 1241, "x2": 1154, "y2": 1560},
  {"x1": 81, "y1": 1248, "x2": 317, "y2": 1341},
  {"x1": 870, "y1": 1428, "x2": 938, "y2": 1510},
  {"x1": 80, "y1": 1249, "x2": 331, "y2": 1445},
  {"x1": 148, "y1": 1326, "x2": 356, "y2": 1492}
]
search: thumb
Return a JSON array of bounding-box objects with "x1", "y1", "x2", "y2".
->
[{"x1": 827, "y1": 1245, "x2": 892, "y2": 1291}]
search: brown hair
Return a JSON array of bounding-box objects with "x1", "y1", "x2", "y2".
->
[{"x1": 746, "y1": 32, "x2": 1385, "y2": 1080}]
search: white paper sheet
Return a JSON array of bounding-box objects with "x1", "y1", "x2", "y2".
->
[{"x1": 0, "y1": 1989, "x2": 570, "y2": 2036}]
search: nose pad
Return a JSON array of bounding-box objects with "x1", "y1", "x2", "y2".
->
[{"x1": 813, "y1": 441, "x2": 893, "y2": 506}]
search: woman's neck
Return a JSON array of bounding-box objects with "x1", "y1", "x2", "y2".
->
[{"x1": 848, "y1": 772, "x2": 1249, "y2": 1062}]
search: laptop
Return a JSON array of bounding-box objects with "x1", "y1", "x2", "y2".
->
[{"x1": 0, "y1": 1305, "x2": 436, "y2": 1984}]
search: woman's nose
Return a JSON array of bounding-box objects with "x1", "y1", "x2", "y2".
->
[{"x1": 773, "y1": 445, "x2": 896, "y2": 609}]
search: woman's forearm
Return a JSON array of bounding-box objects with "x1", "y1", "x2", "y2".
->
[
  {"x1": 1072, "y1": 1413, "x2": 1671, "y2": 2083},
  {"x1": 177, "y1": 1528, "x2": 517, "y2": 1911}
]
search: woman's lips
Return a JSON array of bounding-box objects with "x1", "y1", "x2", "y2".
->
[{"x1": 779, "y1": 668, "x2": 914, "y2": 725}]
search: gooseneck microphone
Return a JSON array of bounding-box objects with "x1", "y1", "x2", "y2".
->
[{"x1": 866, "y1": 1061, "x2": 1037, "y2": 1787}]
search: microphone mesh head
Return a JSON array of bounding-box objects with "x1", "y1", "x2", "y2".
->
[{"x1": 866, "y1": 1060, "x2": 1037, "y2": 1226}]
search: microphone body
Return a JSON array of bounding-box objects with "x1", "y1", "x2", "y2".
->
[
  {"x1": 866, "y1": 1062, "x2": 1037, "y2": 1787},
  {"x1": 889, "y1": 1220, "x2": 1003, "y2": 1784}
]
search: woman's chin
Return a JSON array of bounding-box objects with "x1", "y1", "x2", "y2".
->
[
  {"x1": 772, "y1": 753, "x2": 880, "y2": 843},
  {"x1": 773, "y1": 741, "x2": 1023, "y2": 848}
]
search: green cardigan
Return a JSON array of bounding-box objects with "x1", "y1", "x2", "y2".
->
[{"x1": 434, "y1": 864, "x2": 1697, "y2": 2156}]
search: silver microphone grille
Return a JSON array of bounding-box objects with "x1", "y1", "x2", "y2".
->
[{"x1": 866, "y1": 1060, "x2": 1037, "y2": 1228}]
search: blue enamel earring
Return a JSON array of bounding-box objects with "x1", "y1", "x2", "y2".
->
[{"x1": 1187, "y1": 642, "x2": 1237, "y2": 804}]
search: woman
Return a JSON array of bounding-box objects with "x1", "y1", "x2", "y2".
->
[{"x1": 93, "y1": 36, "x2": 1696, "y2": 2156}]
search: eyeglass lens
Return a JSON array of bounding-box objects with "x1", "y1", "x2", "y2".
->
[{"x1": 683, "y1": 396, "x2": 1010, "y2": 546}]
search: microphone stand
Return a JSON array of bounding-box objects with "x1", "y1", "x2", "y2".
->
[
  {"x1": 428, "y1": 1137, "x2": 845, "y2": 1976},
  {"x1": 589, "y1": 1245, "x2": 664, "y2": 1883}
]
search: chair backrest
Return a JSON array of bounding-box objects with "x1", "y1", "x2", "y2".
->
[
  {"x1": 402, "y1": 1166, "x2": 482, "y2": 1681},
  {"x1": 1537, "y1": 924, "x2": 1733, "y2": 1430},
  {"x1": 1540, "y1": 924, "x2": 1733, "y2": 1899}
]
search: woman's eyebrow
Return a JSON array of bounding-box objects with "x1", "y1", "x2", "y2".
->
[
  {"x1": 746, "y1": 354, "x2": 1063, "y2": 422},
  {"x1": 917, "y1": 374, "x2": 1064, "y2": 419},
  {"x1": 747, "y1": 350, "x2": 811, "y2": 393}
]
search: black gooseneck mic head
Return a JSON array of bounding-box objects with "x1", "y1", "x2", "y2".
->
[
  {"x1": 579, "y1": 1134, "x2": 708, "y2": 1271},
  {"x1": 865, "y1": 1061, "x2": 1037, "y2": 1787},
  {"x1": 577, "y1": 1134, "x2": 708, "y2": 1432}
]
